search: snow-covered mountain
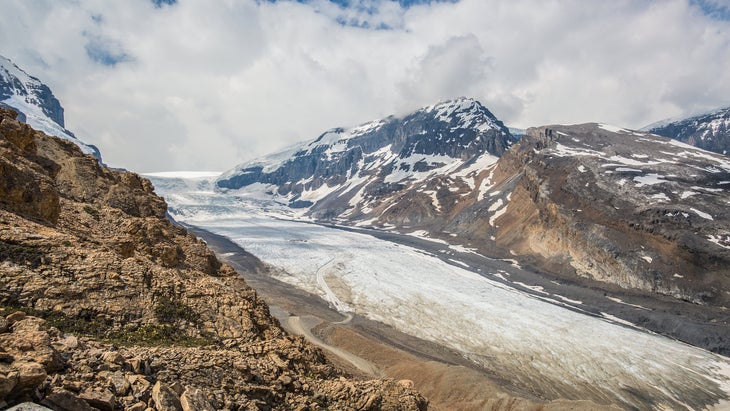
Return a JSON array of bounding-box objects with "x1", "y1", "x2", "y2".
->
[
  {"x1": 214, "y1": 100, "x2": 730, "y2": 319},
  {"x1": 646, "y1": 106, "x2": 730, "y2": 155},
  {"x1": 0, "y1": 55, "x2": 101, "y2": 160},
  {"x1": 217, "y1": 97, "x2": 515, "y2": 220}
]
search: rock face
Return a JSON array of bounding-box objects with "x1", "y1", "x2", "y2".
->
[
  {"x1": 0, "y1": 55, "x2": 101, "y2": 160},
  {"x1": 216, "y1": 97, "x2": 515, "y2": 220},
  {"x1": 647, "y1": 106, "x2": 730, "y2": 155},
  {"x1": 456, "y1": 124, "x2": 730, "y2": 307},
  {"x1": 0, "y1": 107, "x2": 427, "y2": 410}
]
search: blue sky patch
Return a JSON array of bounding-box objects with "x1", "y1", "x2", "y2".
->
[
  {"x1": 691, "y1": 0, "x2": 730, "y2": 20},
  {"x1": 152, "y1": 0, "x2": 177, "y2": 8},
  {"x1": 84, "y1": 38, "x2": 133, "y2": 67}
]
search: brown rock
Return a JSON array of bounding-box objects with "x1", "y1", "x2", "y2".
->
[
  {"x1": 0, "y1": 370, "x2": 19, "y2": 398},
  {"x1": 151, "y1": 381, "x2": 182, "y2": 411},
  {"x1": 13, "y1": 362, "x2": 47, "y2": 395},
  {"x1": 101, "y1": 351, "x2": 125, "y2": 366},
  {"x1": 6, "y1": 312, "x2": 26, "y2": 327},
  {"x1": 179, "y1": 387, "x2": 214, "y2": 411},
  {"x1": 42, "y1": 388, "x2": 96, "y2": 411},
  {"x1": 79, "y1": 388, "x2": 116, "y2": 411},
  {"x1": 127, "y1": 402, "x2": 148, "y2": 411},
  {"x1": 128, "y1": 375, "x2": 152, "y2": 401},
  {"x1": 0, "y1": 317, "x2": 8, "y2": 333}
]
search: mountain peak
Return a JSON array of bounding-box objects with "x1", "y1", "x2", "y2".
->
[
  {"x1": 217, "y1": 97, "x2": 515, "y2": 215},
  {"x1": 0, "y1": 54, "x2": 102, "y2": 160}
]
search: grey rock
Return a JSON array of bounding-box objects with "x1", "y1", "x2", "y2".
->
[
  {"x1": 151, "y1": 381, "x2": 182, "y2": 411},
  {"x1": 180, "y1": 387, "x2": 214, "y2": 411},
  {"x1": 5, "y1": 402, "x2": 54, "y2": 411}
]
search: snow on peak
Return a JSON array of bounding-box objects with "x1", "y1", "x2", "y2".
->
[
  {"x1": 422, "y1": 97, "x2": 502, "y2": 132},
  {"x1": 0, "y1": 55, "x2": 101, "y2": 160}
]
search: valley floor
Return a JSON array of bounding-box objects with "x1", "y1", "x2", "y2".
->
[
  {"x1": 149, "y1": 175, "x2": 730, "y2": 410},
  {"x1": 187, "y1": 225, "x2": 618, "y2": 411}
]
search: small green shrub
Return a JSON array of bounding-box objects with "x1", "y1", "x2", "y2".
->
[{"x1": 153, "y1": 296, "x2": 197, "y2": 324}]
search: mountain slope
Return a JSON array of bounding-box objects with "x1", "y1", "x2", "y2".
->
[
  {"x1": 451, "y1": 124, "x2": 730, "y2": 309},
  {"x1": 646, "y1": 106, "x2": 730, "y2": 155},
  {"x1": 0, "y1": 55, "x2": 101, "y2": 160},
  {"x1": 216, "y1": 97, "x2": 515, "y2": 221},
  {"x1": 0, "y1": 107, "x2": 426, "y2": 410}
]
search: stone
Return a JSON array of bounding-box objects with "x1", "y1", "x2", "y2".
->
[
  {"x1": 397, "y1": 379, "x2": 414, "y2": 389},
  {"x1": 169, "y1": 381, "x2": 184, "y2": 396},
  {"x1": 101, "y1": 351, "x2": 125, "y2": 366},
  {"x1": 128, "y1": 374, "x2": 152, "y2": 400},
  {"x1": 151, "y1": 381, "x2": 182, "y2": 411},
  {"x1": 5, "y1": 402, "x2": 54, "y2": 411},
  {"x1": 180, "y1": 387, "x2": 215, "y2": 411},
  {"x1": 42, "y1": 388, "x2": 96, "y2": 411},
  {"x1": 5, "y1": 312, "x2": 26, "y2": 327},
  {"x1": 13, "y1": 362, "x2": 47, "y2": 395},
  {"x1": 79, "y1": 388, "x2": 116, "y2": 411},
  {"x1": 0, "y1": 317, "x2": 8, "y2": 333},
  {"x1": 0, "y1": 370, "x2": 19, "y2": 398},
  {"x1": 277, "y1": 374, "x2": 293, "y2": 386},
  {"x1": 127, "y1": 402, "x2": 148, "y2": 411}
]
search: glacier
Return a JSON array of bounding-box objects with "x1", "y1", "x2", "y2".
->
[{"x1": 147, "y1": 171, "x2": 730, "y2": 410}]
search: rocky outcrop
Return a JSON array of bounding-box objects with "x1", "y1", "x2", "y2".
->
[{"x1": 0, "y1": 107, "x2": 427, "y2": 410}]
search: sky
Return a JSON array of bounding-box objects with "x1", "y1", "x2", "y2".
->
[{"x1": 1, "y1": 0, "x2": 729, "y2": 172}]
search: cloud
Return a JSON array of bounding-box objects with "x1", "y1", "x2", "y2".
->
[
  {"x1": 0, "y1": 0, "x2": 729, "y2": 172},
  {"x1": 398, "y1": 34, "x2": 493, "y2": 109}
]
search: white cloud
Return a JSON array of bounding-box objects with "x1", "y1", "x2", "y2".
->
[{"x1": 0, "y1": 0, "x2": 729, "y2": 172}]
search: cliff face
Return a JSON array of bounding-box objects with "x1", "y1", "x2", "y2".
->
[
  {"x1": 478, "y1": 125, "x2": 730, "y2": 307},
  {"x1": 0, "y1": 108, "x2": 426, "y2": 410}
]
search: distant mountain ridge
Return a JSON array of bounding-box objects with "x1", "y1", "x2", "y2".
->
[
  {"x1": 646, "y1": 106, "x2": 730, "y2": 155},
  {"x1": 0, "y1": 54, "x2": 101, "y2": 160},
  {"x1": 217, "y1": 97, "x2": 516, "y2": 218}
]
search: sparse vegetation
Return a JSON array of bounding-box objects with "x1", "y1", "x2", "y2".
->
[
  {"x1": 153, "y1": 296, "x2": 198, "y2": 324},
  {"x1": 0, "y1": 240, "x2": 45, "y2": 268},
  {"x1": 82, "y1": 205, "x2": 100, "y2": 220},
  {"x1": 1, "y1": 305, "x2": 112, "y2": 336}
]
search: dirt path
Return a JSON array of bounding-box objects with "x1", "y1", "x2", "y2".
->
[{"x1": 286, "y1": 314, "x2": 380, "y2": 377}]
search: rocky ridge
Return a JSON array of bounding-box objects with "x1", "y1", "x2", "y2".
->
[
  {"x1": 647, "y1": 106, "x2": 730, "y2": 155},
  {"x1": 0, "y1": 107, "x2": 427, "y2": 410}
]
